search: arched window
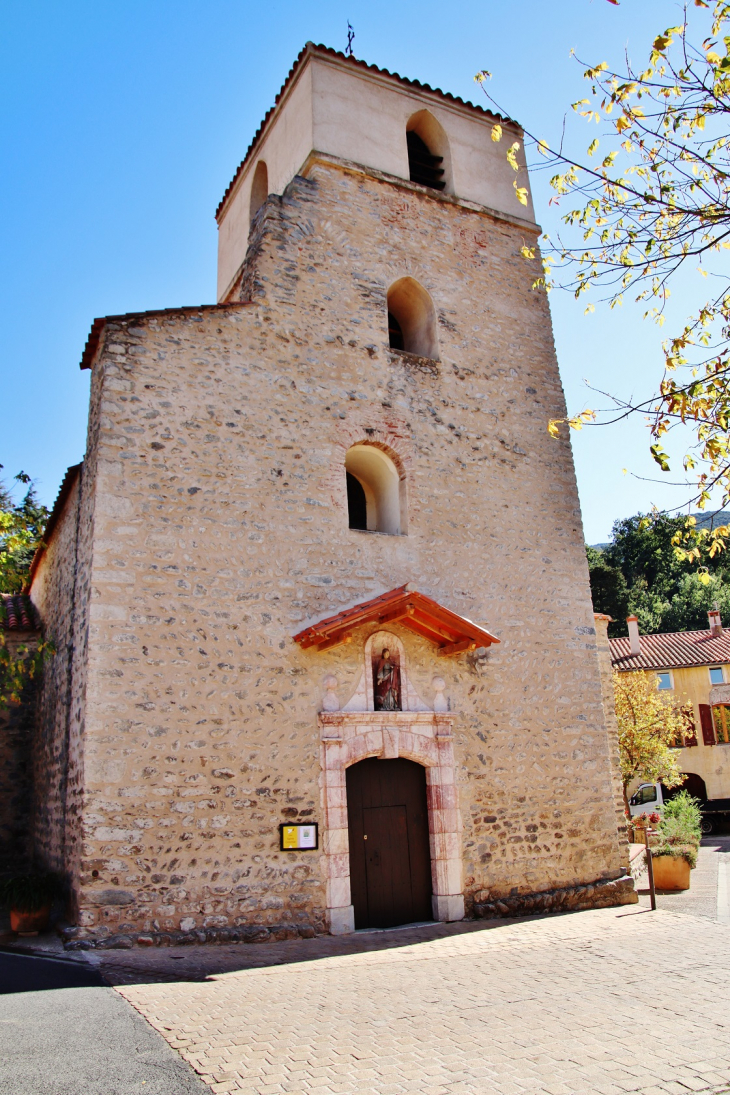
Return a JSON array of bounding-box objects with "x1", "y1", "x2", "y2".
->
[
  {"x1": 387, "y1": 277, "x2": 439, "y2": 360},
  {"x1": 249, "y1": 160, "x2": 269, "y2": 225},
  {"x1": 345, "y1": 444, "x2": 406, "y2": 535},
  {"x1": 346, "y1": 472, "x2": 367, "y2": 530},
  {"x1": 406, "y1": 110, "x2": 452, "y2": 194}
]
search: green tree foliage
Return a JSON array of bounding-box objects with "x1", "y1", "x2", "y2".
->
[
  {"x1": 588, "y1": 510, "x2": 730, "y2": 634},
  {"x1": 586, "y1": 543, "x2": 630, "y2": 625},
  {"x1": 0, "y1": 632, "x2": 53, "y2": 714},
  {"x1": 613, "y1": 669, "x2": 689, "y2": 812},
  {"x1": 0, "y1": 470, "x2": 48, "y2": 594},
  {"x1": 0, "y1": 468, "x2": 53, "y2": 711}
]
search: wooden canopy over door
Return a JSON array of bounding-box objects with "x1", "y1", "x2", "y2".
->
[{"x1": 293, "y1": 585, "x2": 499, "y2": 656}]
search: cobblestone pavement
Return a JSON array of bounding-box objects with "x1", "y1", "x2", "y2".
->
[{"x1": 113, "y1": 906, "x2": 730, "y2": 1095}]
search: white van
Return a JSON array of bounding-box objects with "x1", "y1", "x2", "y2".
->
[{"x1": 628, "y1": 782, "x2": 664, "y2": 817}]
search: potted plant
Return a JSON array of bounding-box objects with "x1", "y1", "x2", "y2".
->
[
  {"x1": 649, "y1": 791, "x2": 702, "y2": 891},
  {"x1": 630, "y1": 811, "x2": 660, "y2": 844},
  {"x1": 0, "y1": 872, "x2": 65, "y2": 934},
  {"x1": 650, "y1": 841, "x2": 697, "y2": 889}
]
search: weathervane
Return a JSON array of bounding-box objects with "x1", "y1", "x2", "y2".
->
[{"x1": 346, "y1": 21, "x2": 355, "y2": 57}]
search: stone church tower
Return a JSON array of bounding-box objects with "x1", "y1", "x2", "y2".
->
[{"x1": 24, "y1": 44, "x2": 634, "y2": 947}]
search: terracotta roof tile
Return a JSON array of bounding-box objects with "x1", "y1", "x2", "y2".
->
[
  {"x1": 610, "y1": 628, "x2": 730, "y2": 670},
  {"x1": 215, "y1": 42, "x2": 513, "y2": 221},
  {"x1": 0, "y1": 593, "x2": 41, "y2": 631}
]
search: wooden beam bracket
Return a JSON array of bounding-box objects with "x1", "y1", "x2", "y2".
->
[{"x1": 436, "y1": 639, "x2": 477, "y2": 657}]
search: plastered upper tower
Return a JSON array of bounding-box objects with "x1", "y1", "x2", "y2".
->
[
  {"x1": 216, "y1": 45, "x2": 535, "y2": 301},
  {"x1": 25, "y1": 44, "x2": 633, "y2": 949}
]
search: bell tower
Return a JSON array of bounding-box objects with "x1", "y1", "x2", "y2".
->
[{"x1": 28, "y1": 44, "x2": 633, "y2": 948}]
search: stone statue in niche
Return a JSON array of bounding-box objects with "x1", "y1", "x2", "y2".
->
[{"x1": 373, "y1": 647, "x2": 401, "y2": 711}]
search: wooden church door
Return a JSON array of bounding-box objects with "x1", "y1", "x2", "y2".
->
[{"x1": 346, "y1": 757, "x2": 432, "y2": 929}]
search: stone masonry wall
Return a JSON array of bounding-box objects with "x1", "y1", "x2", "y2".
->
[
  {"x1": 31, "y1": 359, "x2": 104, "y2": 895},
  {"x1": 31, "y1": 476, "x2": 82, "y2": 873},
  {"x1": 63, "y1": 162, "x2": 628, "y2": 943}
]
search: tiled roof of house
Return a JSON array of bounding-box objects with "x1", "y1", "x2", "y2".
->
[
  {"x1": 0, "y1": 593, "x2": 41, "y2": 631},
  {"x1": 610, "y1": 628, "x2": 730, "y2": 670},
  {"x1": 215, "y1": 42, "x2": 512, "y2": 221}
]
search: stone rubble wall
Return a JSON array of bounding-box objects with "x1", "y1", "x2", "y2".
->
[
  {"x1": 45, "y1": 161, "x2": 629, "y2": 942},
  {"x1": 473, "y1": 873, "x2": 636, "y2": 920},
  {"x1": 30, "y1": 355, "x2": 105, "y2": 898},
  {"x1": 30, "y1": 474, "x2": 82, "y2": 873}
]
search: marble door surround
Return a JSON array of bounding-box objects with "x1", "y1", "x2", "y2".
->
[{"x1": 317, "y1": 630, "x2": 465, "y2": 934}]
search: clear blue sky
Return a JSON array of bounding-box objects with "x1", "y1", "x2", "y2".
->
[{"x1": 1, "y1": 0, "x2": 701, "y2": 542}]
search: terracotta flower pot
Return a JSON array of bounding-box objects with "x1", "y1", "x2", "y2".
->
[
  {"x1": 10, "y1": 904, "x2": 51, "y2": 933},
  {"x1": 651, "y1": 855, "x2": 691, "y2": 891}
]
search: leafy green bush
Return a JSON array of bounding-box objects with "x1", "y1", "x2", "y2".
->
[
  {"x1": 650, "y1": 791, "x2": 703, "y2": 865},
  {"x1": 662, "y1": 791, "x2": 702, "y2": 845},
  {"x1": 0, "y1": 872, "x2": 65, "y2": 913}
]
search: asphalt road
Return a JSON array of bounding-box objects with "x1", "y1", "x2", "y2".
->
[{"x1": 0, "y1": 950, "x2": 208, "y2": 1095}]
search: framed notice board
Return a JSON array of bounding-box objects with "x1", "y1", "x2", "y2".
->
[{"x1": 280, "y1": 822, "x2": 319, "y2": 851}]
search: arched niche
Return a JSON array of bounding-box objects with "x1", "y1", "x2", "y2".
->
[
  {"x1": 334, "y1": 630, "x2": 432, "y2": 715},
  {"x1": 345, "y1": 443, "x2": 406, "y2": 535},
  {"x1": 406, "y1": 109, "x2": 453, "y2": 194},
  {"x1": 387, "y1": 277, "x2": 439, "y2": 361},
  {"x1": 249, "y1": 160, "x2": 269, "y2": 226}
]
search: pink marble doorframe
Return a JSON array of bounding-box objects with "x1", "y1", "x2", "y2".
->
[{"x1": 318, "y1": 711, "x2": 465, "y2": 934}]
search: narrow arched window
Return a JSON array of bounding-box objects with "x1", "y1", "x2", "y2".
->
[
  {"x1": 249, "y1": 160, "x2": 269, "y2": 225},
  {"x1": 387, "y1": 277, "x2": 439, "y2": 360},
  {"x1": 406, "y1": 110, "x2": 452, "y2": 194},
  {"x1": 345, "y1": 444, "x2": 406, "y2": 535},
  {"x1": 346, "y1": 472, "x2": 367, "y2": 530}
]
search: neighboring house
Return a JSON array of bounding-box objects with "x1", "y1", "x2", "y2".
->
[
  {"x1": 8, "y1": 44, "x2": 635, "y2": 948},
  {"x1": 610, "y1": 611, "x2": 730, "y2": 802}
]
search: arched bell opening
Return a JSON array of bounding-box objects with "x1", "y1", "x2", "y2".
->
[
  {"x1": 249, "y1": 160, "x2": 269, "y2": 226},
  {"x1": 405, "y1": 109, "x2": 453, "y2": 194}
]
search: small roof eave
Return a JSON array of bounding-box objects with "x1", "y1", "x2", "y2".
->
[
  {"x1": 26, "y1": 463, "x2": 82, "y2": 592},
  {"x1": 293, "y1": 585, "x2": 499, "y2": 656}
]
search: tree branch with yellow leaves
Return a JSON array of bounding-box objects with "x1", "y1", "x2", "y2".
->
[{"x1": 479, "y1": 1, "x2": 730, "y2": 559}]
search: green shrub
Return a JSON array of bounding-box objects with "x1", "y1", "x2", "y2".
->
[
  {"x1": 661, "y1": 791, "x2": 702, "y2": 845},
  {"x1": 659, "y1": 814, "x2": 701, "y2": 850},
  {"x1": 0, "y1": 872, "x2": 65, "y2": 913}
]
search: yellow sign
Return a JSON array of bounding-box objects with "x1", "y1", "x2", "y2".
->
[
  {"x1": 280, "y1": 822, "x2": 318, "y2": 850},
  {"x1": 282, "y1": 826, "x2": 298, "y2": 849}
]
